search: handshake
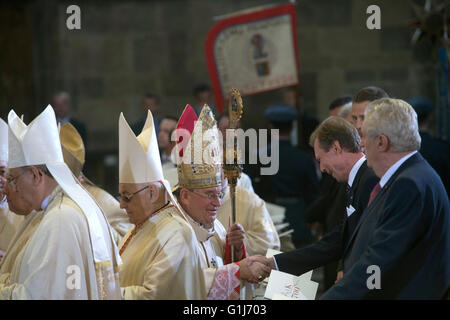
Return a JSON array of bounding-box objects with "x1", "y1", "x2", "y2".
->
[{"x1": 239, "y1": 255, "x2": 276, "y2": 283}]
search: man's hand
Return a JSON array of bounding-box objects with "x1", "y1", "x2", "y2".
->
[
  {"x1": 239, "y1": 255, "x2": 272, "y2": 283},
  {"x1": 227, "y1": 223, "x2": 245, "y2": 258}
]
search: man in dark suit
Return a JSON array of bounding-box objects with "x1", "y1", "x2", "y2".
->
[
  {"x1": 322, "y1": 98, "x2": 450, "y2": 299},
  {"x1": 264, "y1": 116, "x2": 378, "y2": 279},
  {"x1": 306, "y1": 95, "x2": 358, "y2": 290}
]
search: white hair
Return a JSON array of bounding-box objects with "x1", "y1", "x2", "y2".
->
[
  {"x1": 364, "y1": 98, "x2": 421, "y2": 152},
  {"x1": 338, "y1": 102, "x2": 353, "y2": 118}
]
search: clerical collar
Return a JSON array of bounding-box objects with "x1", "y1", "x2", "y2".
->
[
  {"x1": 184, "y1": 210, "x2": 216, "y2": 242},
  {"x1": 348, "y1": 155, "x2": 366, "y2": 188},
  {"x1": 41, "y1": 194, "x2": 52, "y2": 210}
]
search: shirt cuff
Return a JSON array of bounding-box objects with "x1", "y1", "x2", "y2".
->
[{"x1": 272, "y1": 256, "x2": 279, "y2": 270}]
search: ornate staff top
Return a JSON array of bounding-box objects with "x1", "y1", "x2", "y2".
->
[
  {"x1": 223, "y1": 88, "x2": 243, "y2": 263},
  {"x1": 223, "y1": 88, "x2": 243, "y2": 184}
]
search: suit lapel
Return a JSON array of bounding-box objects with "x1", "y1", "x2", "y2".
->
[{"x1": 343, "y1": 153, "x2": 423, "y2": 256}]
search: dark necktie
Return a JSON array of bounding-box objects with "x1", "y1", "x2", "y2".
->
[
  {"x1": 368, "y1": 183, "x2": 381, "y2": 206},
  {"x1": 346, "y1": 184, "x2": 352, "y2": 206}
]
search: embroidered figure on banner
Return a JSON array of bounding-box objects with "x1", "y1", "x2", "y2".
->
[{"x1": 250, "y1": 34, "x2": 271, "y2": 77}]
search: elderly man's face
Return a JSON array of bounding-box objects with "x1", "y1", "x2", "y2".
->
[
  {"x1": 351, "y1": 101, "x2": 370, "y2": 136},
  {"x1": 4, "y1": 167, "x2": 34, "y2": 215},
  {"x1": 313, "y1": 139, "x2": 347, "y2": 182},
  {"x1": 182, "y1": 186, "x2": 222, "y2": 226},
  {"x1": 118, "y1": 183, "x2": 152, "y2": 225}
]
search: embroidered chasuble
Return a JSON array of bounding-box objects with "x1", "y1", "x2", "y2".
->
[
  {"x1": 0, "y1": 186, "x2": 120, "y2": 299},
  {"x1": 217, "y1": 186, "x2": 280, "y2": 256},
  {"x1": 118, "y1": 204, "x2": 206, "y2": 299}
]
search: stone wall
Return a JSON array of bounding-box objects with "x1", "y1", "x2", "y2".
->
[
  {"x1": 0, "y1": 0, "x2": 437, "y2": 192},
  {"x1": 29, "y1": 0, "x2": 432, "y2": 147}
]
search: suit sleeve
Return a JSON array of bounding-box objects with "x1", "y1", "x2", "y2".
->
[
  {"x1": 275, "y1": 221, "x2": 344, "y2": 276},
  {"x1": 321, "y1": 178, "x2": 426, "y2": 299}
]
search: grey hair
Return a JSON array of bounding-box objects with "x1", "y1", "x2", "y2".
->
[
  {"x1": 364, "y1": 98, "x2": 421, "y2": 152},
  {"x1": 338, "y1": 102, "x2": 353, "y2": 118}
]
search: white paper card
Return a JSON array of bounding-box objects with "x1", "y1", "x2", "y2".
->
[
  {"x1": 264, "y1": 270, "x2": 319, "y2": 300},
  {"x1": 266, "y1": 248, "x2": 282, "y2": 258},
  {"x1": 272, "y1": 292, "x2": 305, "y2": 300}
]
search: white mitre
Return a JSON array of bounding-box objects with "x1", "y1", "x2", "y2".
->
[
  {"x1": 0, "y1": 118, "x2": 8, "y2": 162},
  {"x1": 119, "y1": 111, "x2": 183, "y2": 214},
  {"x1": 7, "y1": 106, "x2": 121, "y2": 270}
]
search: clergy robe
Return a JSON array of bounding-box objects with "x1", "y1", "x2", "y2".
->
[
  {"x1": 0, "y1": 186, "x2": 121, "y2": 299},
  {"x1": 0, "y1": 201, "x2": 23, "y2": 252},
  {"x1": 218, "y1": 186, "x2": 280, "y2": 256},
  {"x1": 83, "y1": 183, "x2": 132, "y2": 244},
  {"x1": 118, "y1": 204, "x2": 206, "y2": 300},
  {"x1": 182, "y1": 208, "x2": 256, "y2": 300}
]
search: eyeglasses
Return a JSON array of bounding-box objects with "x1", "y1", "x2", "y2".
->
[
  {"x1": 118, "y1": 185, "x2": 149, "y2": 203},
  {"x1": 6, "y1": 170, "x2": 28, "y2": 190},
  {"x1": 188, "y1": 189, "x2": 224, "y2": 201}
]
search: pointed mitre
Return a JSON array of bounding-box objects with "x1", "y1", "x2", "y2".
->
[
  {"x1": 175, "y1": 104, "x2": 198, "y2": 162},
  {"x1": 0, "y1": 118, "x2": 8, "y2": 162},
  {"x1": 7, "y1": 105, "x2": 121, "y2": 268},
  {"x1": 119, "y1": 110, "x2": 164, "y2": 184},
  {"x1": 177, "y1": 104, "x2": 222, "y2": 189},
  {"x1": 60, "y1": 122, "x2": 85, "y2": 177},
  {"x1": 8, "y1": 105, "x2": 64, "y2": 168}
]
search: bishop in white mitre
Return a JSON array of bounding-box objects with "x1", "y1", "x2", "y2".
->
[
  {"x1": 0, "y1": 106, "x2": 121, "y2": 299},
  {"x1": 117, "y1": 110, "x2": 206, "y2": 299}
]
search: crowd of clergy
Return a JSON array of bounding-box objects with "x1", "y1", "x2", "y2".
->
[{"x1": 0, "y1": 85, "x2": 448, "y2": 299}]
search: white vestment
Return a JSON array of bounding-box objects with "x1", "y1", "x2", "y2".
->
[
  {"x1": 218, "y1": 186, "x2": 280, "y2": 256},
  {"x1": 0, "y1": 201, "x2": 23, "y2": 252},
  {"x1": 0, "y1": 186, "x2": 121, "y2": 299},
  {"x1": 181, "y1": 207, "x2": 257, "y2": 300},
  {"x1": 118, "y1": 204, "x2": 206, "y2": 300},
  {"x1": 83, "y1": 183, "x2": 133, "y2": 244}
]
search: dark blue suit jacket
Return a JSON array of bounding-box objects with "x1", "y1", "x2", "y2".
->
[
  {"x1": 275, "y1": 160, "x2": 378, "y2": 275},
  {"x1": 322, "y1": 153, "x2": 450, "y2": 299}
]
